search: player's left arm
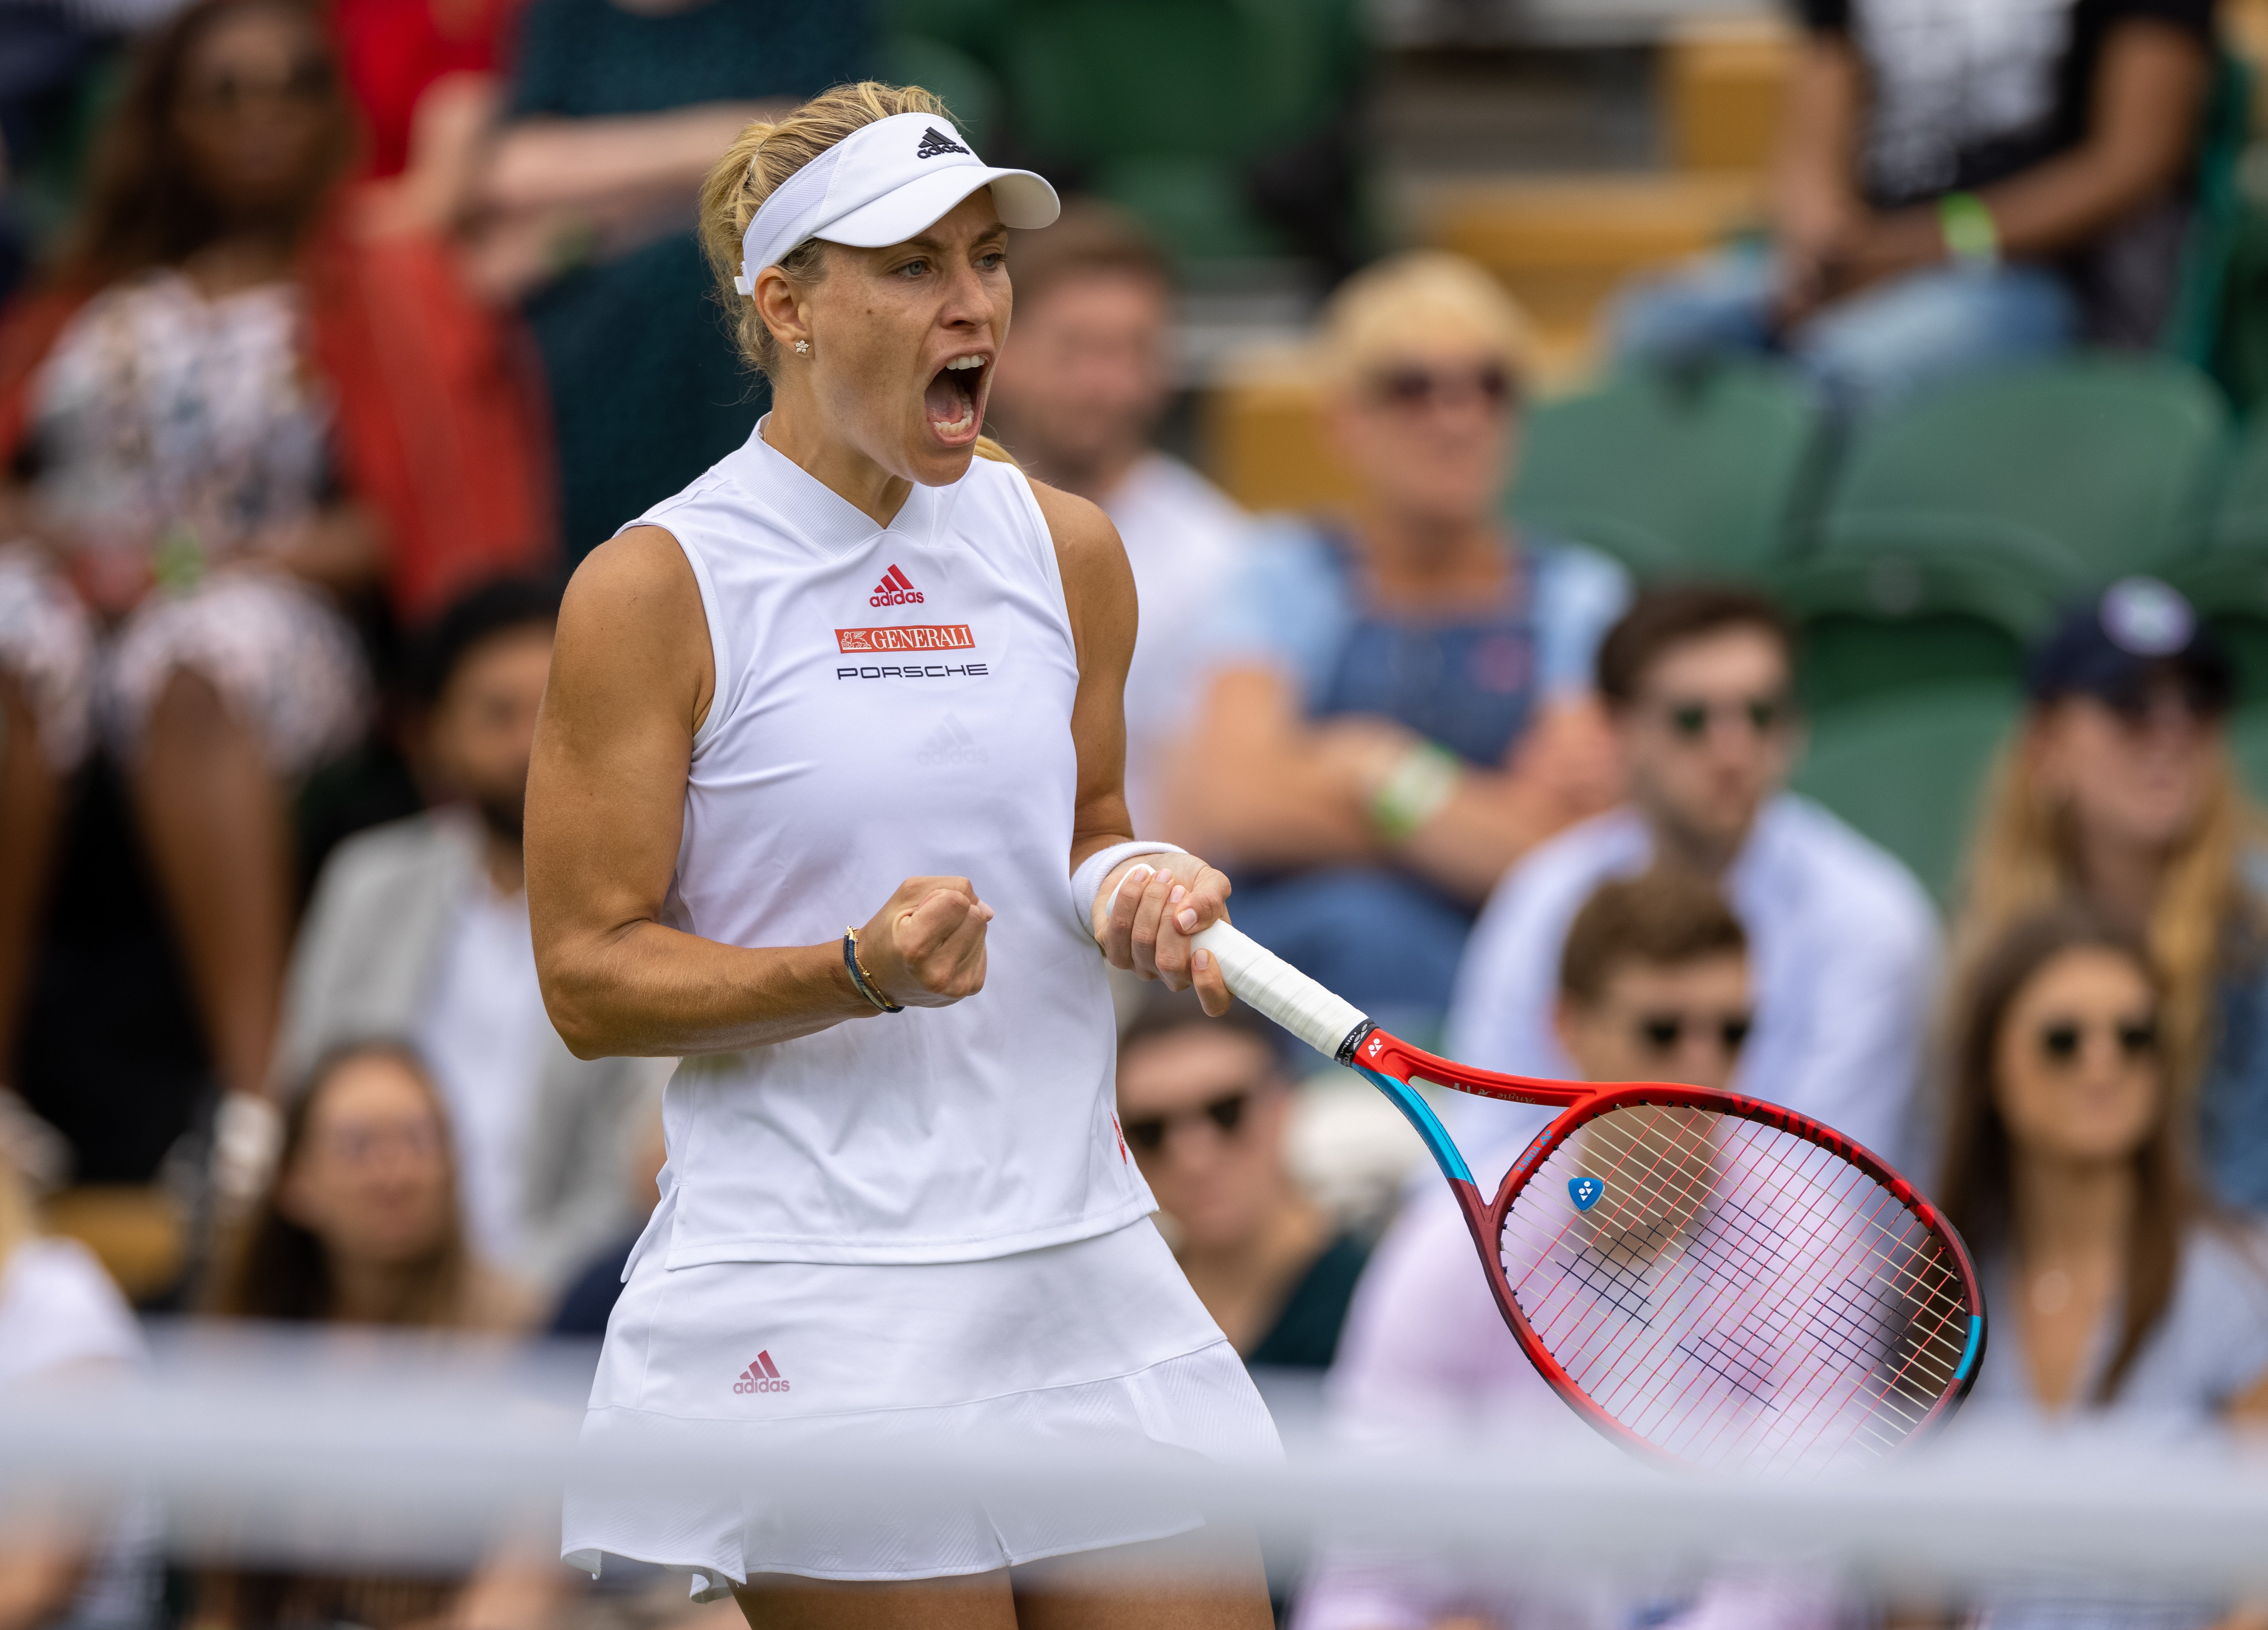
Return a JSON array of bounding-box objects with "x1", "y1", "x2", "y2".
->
[{"x1": 1032, "y1": 478, "x2": 1230, "y2": 1015}]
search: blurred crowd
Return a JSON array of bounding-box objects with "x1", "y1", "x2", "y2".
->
[{"x1": 1, "y1": 2, "x2": 2267, "y2": 1629}]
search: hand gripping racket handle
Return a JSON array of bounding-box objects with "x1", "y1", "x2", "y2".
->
[{"x1": 1191, "y1": 921, "x2": 1370, "y2": 1062}]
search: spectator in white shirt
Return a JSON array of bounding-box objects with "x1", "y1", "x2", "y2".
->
[
  {"x1": 1448, "y1": 584, "x2": 1937, "y2": 1181},
  {"x1": 273, "y1": 581, "x2": 665, "y2": 1293},
  {"x1": 0, "y1": 1120, "x2": 154, "y2": 1630},
  {"x1": 1297, "y1": 870, "x2": 1837, "y2": 1630},
  {"x1": 982, "y1": 201, "x2": 1249, "y2": 835}
]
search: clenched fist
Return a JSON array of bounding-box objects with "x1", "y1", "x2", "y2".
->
[{"x1": 854, "y1": 876, "x2": 992, "y2": 1008}]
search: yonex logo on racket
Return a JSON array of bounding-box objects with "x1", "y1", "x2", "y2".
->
[
  {"x1": 869, "y1": 565, "x2": 925, "y2": 607},
  {"x1": 1568, "y1": 1175, "x2": 1603, "y2": 1212},
  {"x1": 733, "y1": 1351, "x2": 790, "y2": 1395}
]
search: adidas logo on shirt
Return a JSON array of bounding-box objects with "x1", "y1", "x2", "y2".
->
[
  {"x1": 914, "y1": 712, "x2": 987, "y2": 767},
  {"x1": 915, "y1": 126, "x2": 971, "y2": 160},
  {"x1": 870, "y1": 564, "x2": 925, "y2": 607},
  {"x1": 733, "y1": 1350, "x2": 790, "y2": 1394}
]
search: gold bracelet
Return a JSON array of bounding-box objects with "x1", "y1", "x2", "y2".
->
[{"x1": 842, "y1": 927, "x2": 904, "y2": 1013}]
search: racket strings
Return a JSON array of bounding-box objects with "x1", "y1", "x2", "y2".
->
[
  {"x1": 1498, "y1": 1103, "x2": 1971, "y2": 1473},
  {"x1": 1561, "y1": 1121, "x2": 1965, "y2": 1469},
  {"x1": 1616, "y1": 1124, "x2": 1968, "y2": 1468}
]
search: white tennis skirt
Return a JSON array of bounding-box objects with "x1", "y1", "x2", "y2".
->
[{"x1": 560, "y1": 1214, "x2": 1282, "y2": 1591}]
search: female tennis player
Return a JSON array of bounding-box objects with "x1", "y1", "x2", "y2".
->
[{"x1": 526, "y1": 83, "x2": 1277, "y2": 1629}]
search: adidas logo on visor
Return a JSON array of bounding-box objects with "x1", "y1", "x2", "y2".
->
[
  {"x1": 915, "y1": 126, "x2": 971, "y2": 160},
  {"x1": 870, "y1": 564, "x2": 924, "y2": 607}
]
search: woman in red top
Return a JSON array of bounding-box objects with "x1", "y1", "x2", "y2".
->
[{"x1": 0, "y1": 0, "x2": 549, "y2": 1165}]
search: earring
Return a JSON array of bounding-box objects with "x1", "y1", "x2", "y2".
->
[{"x1": 795, "y1": 339, "x2": 810, "y2": 355}]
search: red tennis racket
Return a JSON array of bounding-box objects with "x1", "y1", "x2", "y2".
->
[{"x1": 1191, "y1": 921, "x2": 1986, "y2": 1475}]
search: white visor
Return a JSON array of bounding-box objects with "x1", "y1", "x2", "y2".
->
[{"x1": 732, "y1": 111, "x2": 1060, "y2": 296}]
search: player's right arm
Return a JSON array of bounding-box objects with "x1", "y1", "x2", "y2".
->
[{"x1": 526, "y1": 526, "x2": 990, "y2": 1059}]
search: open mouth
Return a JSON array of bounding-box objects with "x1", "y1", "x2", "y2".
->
[{"x1": 924, "y1": 353, "x2": 987, "y2": 443}]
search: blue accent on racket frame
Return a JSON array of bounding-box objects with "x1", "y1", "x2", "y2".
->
[
  {"x1": 1354, "y1": 1065, "x2": 1472, "y2": 1185},
  {"x1": 1569, "y1": 1175, "x2": 1603, "y2": 1212},
  {"x1": 1954, "y1": 1314, "x2": 1983, "y2": 1383}
]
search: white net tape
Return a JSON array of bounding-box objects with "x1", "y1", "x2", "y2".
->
[{"x1": 3, "y1": 1327, "x2": 2265, "y2": 1596}]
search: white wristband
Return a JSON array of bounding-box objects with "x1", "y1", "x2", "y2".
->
[{"x1": 1073, "y1": 841, "x2": 1186, "y2": 938}]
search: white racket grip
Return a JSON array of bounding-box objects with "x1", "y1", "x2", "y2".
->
[{"x1": 1192, "y1": 921, "x2": 1370, "y2": 1061}]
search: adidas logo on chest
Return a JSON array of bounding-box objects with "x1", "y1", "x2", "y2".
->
[
  {"x1": 914, "y1": 711, "x2": 988, "y2": 767},
  {"x1": 870, "y1": 564, "x2": 924, "y2": 607}
]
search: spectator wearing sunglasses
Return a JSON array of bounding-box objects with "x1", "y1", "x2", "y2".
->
[
  {"x1": 1930, "y1": 907, "x2": 2268, "y2": 1629},
  {"x1": 1448, "y1": 585, "x2": 1937, "y2": 1181},
  {"x1": 1295, "y1": 870, "x2": 1842, "y2": 1630},
  {"x1": 1954, "y1": 577, "x2": 2268, "y2": 1215},
  {"x1": 1177, "y1": 252, "x2": 1630, "y2": 1033},
  {"x1": 1115, "y1": 990, "x2": 1367, "y2": 1372}
]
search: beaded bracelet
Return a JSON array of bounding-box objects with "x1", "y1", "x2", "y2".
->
[
  {"x1": 1938, "y1": 191, "x2": 2000, "y2": 267},
  {"x1": 842, "y1": 926, "x2": 904, "y2": 1013},
  {"x1": 1370, "y1": 741, "x2": 1461, "y2": 843}
]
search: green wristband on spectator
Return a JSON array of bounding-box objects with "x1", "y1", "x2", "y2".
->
[
  {"x1": 1938, "y1": 191, "x2": 2000, "y2": 267},
  {"x1": 1371, "y1": 742, "x2": 1461, "y2": 843}
]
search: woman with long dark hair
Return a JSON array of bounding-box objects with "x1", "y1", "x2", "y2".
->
[
  {"x1": 1942, "y1": 906, "x2": 2268, "y2": 1414},
  {"x1": 201, "y1": 1040, "x2": 541, "y2": 1629},
  {"x1": 1938, "y1": 908, "x2": 2268, "y2": 1627},
  {"x1": 210, "y1": 1040, "x2": 517, "y2": 1327},
  {"x1": 0, "y1": 0, "x2": 549, "y2": 1178}
]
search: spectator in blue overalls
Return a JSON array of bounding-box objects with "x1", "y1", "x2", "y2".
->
[{"x1": 1173, "y1": 252, "x2": 1628, "y2": 1034}]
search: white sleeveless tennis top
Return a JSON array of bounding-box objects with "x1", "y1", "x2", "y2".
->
[{"x1": 633, "y1": 418, "x2": 1153, "y2": 1267}]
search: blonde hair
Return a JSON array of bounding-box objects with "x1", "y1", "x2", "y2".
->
[
  {"x1": 1315, "y1": 249, "x2": 1535, "y2": 394},
  {"x1": 698, "y1": 81, "x2": 1015, "y2": 464},
  {"x1": 1952, "y1": 721, "x2": 2259, "y2": 1095}
]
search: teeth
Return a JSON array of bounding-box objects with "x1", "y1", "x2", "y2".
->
[{"x1": 944, "y1": 355, "x2": 985, "y2": 371}]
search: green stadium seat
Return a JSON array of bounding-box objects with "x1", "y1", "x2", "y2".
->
[
  {"x1": 1779, "y1": 533, "x2": 2053, "y2": 715},
  {"x1": 2207, "y1": 411, "x2": 2268, "y2": 554},
  {"x1": 2159, "y1": 51, "x2": 2253, "y2": 373},
  {"x1": 2164, "y1": 413, "x2": 2268, "y2": 706},
  {"x1": 1508, "y1": 361, "x2": 1823, "y2": 579},
  {"x1": 882, "y1": 34, "x2": 1006, "y2": 149},
  {"x1": 1789, "y1": 680, "x2": 2022, "y2": 905},
  {"x1": 2229, "y1": 704, "x2": 2268, "y2": 802},
  {"x1": 880, "y1": 0, "x2": 1012, "y2": 58},
  {"x1": 1815, "y1": 354, "x2": 2228, "y2": 597},
  {"x1": 1794, "y1": 605, "x2": 2031, "y2": 716},
  {"x1": 997, "y1": 0, "x2": 1362, "y2": 261},
  {"x1": 2164, "y1": 549, "x2": 2268, "y2": 706}
]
